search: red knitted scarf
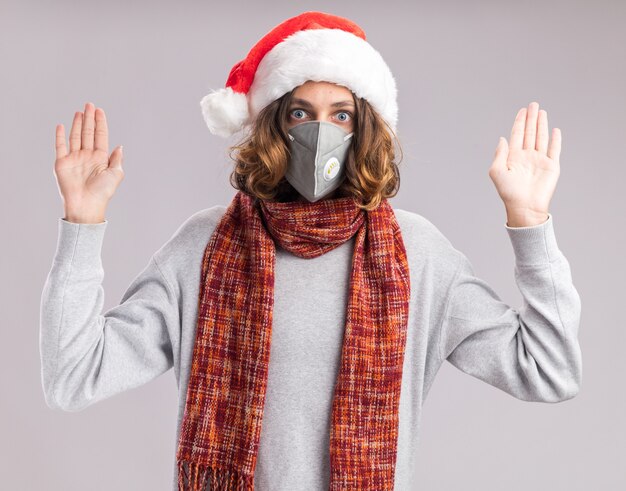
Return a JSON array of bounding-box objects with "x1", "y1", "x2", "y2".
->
[{"x1": 176, "y1": 190, "x2": 410, "y2": 490}]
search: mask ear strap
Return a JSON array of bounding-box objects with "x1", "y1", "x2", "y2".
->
[{"x1": 344, "y1": 133, "x2": 354, "y2": 141}]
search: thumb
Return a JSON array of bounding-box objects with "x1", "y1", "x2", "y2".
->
[
  {"x1": 109, "y1": 145, "x2": 124, "y2": 170},
  {"x1": 492, "y1": 137, "x2": 508, "y2": 170}
]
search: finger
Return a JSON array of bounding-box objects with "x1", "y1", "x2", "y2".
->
[
  {"x1": 81, "y1": 102, "x2": 95, "y2": 150},
  {"x1": 108, "y1": 145, "x2": 124, "y2": 170},
  {"x1": 56, "y1": 124, "x2": 68, "y2": 160},
  {"x1": 94, "y1": 107, "x2": 109, "y2": 152},
  {"x1": 523, "y1": 101, "x2": 539, "y2": 150},
  {"x1": 509, "y1": 107, "x2": 527, "y2": 150},
  {"x1": 536, "y1": 109, "x2": 549, "y2": 154},
  {"x1": 69, "y1": 111, "x2": 83, "y2": 153},
  {"x1": 492, "y1": 136, "x2": 509, "y2": 170},
  {"x1": 547, "y1": 127, "x2": 561, "y2": 162}
]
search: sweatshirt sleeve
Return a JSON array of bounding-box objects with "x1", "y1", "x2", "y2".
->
[
  {"x1": 438, "y1": 213, "x2": 583, "y2": 403},
  {"x1": 40, "y1": 218, "x2": 177, "y2": 412}
]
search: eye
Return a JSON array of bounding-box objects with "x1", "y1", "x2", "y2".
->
[
  {"x1": 290, "y1": 109, "x2": 307, "y2": 120},
  {"x1": 335, "y1": 111, "x2": 353, "y2": 122}
]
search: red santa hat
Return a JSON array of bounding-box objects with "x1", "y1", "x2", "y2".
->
[{"x1": 200, "y1": 11, "x2": 398, "y2": 138}]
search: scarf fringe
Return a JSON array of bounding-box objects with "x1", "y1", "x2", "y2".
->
[{"x1": 178, "y1": 459, "x2": 253, "y2": 491}]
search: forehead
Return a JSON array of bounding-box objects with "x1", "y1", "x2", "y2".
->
[{"x1": 292, "y1": 80, "x2": 354, "y2": 100}]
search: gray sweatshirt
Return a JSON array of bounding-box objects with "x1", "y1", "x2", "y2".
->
[{"x1": 39, "y1": 205, "x2": 582, "y2": 490}]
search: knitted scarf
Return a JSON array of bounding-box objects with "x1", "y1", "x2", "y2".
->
[{"x1": 176, "y1": 190, "x2": 410, "y2": 490}]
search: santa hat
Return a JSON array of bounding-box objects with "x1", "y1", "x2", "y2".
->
[{"x1": 200, "y1": 11, "x2": 398, "y2": 138}]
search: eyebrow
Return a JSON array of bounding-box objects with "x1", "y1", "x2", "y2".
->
[{"x1": 290, "y1": 98, "x2": 355, "y2": 109}]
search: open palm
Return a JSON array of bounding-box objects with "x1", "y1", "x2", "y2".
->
[
  {"x1": 489, "y1": 101, "x2": 561, "y2": 220},
  {"x1": 54, "y1": 103, "x2": 124, "y2": 211}
]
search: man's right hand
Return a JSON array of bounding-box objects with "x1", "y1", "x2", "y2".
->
[{"x1": 54, "y1": 102, "x2": 124, "y2": 224}]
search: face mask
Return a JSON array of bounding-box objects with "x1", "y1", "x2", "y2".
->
[{"x1": 285, "y1": 120, "x2": 354, "y2": 202}]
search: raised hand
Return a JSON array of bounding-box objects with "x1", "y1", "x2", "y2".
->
[
  {"x1": 489, "y1": 101, "x2": 561, "y2": 227},
  {"x1": 54, "y1": 102, "x2": 124, "y2": 223}
]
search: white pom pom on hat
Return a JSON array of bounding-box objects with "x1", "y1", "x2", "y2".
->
[{"x1": 199, "y1": 11, "x2": 398, "y2": 138}]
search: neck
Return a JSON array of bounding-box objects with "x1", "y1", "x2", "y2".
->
[{"x1": 296, "y1": 188, "x2": 342, "y2": 202}]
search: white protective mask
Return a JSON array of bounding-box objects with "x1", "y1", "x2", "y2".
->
[{"x1": 286, "y1": 121, "x2": 354, "y2": 202}]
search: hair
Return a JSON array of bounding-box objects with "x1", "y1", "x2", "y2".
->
[{"x1": 226, "y1": 85, "x2": 404, "y2": 211}]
